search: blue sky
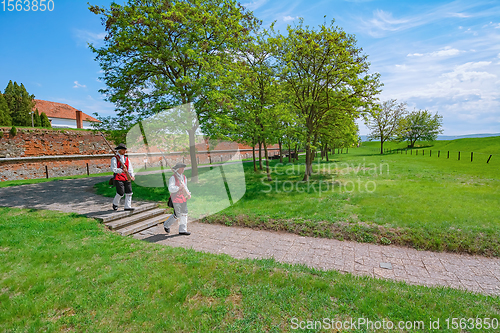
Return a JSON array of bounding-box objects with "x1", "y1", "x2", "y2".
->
[{"x1": 1, "y1": 0, "x2": 499, "y2": 135}]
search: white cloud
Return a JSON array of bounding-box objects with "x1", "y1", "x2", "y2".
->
[
  {"x1": 73, "y1": 29, "x2": 106, "y2": 46},
  {"x1": 241, "y1": 0, "x2": 268, "y2": 11},
  {"x1": 449, "y1": 12, "x2": 471, "y2": 18},
  {"x1": 283, "y1": 15, "x2": 298, "y2": 21},
  {"x1": 358, "y1": 2, "x2": 500, "y2": 38},
  {"x1": 407, "y1": 47, "x2": 462, "y2": 58},
  {"x1": 430, "y1": 47, "x2": 461, "y2": 57},
  {"x1": 73, "y1": 81, "x2": 87, "y2": 89}
]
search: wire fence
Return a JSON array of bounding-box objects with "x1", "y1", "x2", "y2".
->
[{"x1": 383, "y1": 147, "x2": 495, "y2": 164}]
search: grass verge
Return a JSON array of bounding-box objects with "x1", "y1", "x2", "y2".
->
[
  {"x1": 94, "y1": 142, "x2": 500, "y2": 256},
  {"x1": 0, "y1": 172, "x2": 113, "y2": 189},
  {"x1": 0, "y1": 207, "x2": 499, "y2": 332}
]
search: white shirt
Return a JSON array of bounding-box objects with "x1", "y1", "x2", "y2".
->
[
  {"x1": 168, "y1": 173, "x2": 190, "y2": 194},
  {"x1": 110, "y1": 153, "x2": 135, "y2": 177}
]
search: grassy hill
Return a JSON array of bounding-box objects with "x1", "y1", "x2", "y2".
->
[
  {"x1": 95, "y1": 135, "x2": 500, "y2": 256},
  {"x1": 363, "y1": 136, "x2": 500, "y2": 156}
]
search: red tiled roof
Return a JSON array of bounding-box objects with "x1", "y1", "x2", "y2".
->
[{"x1": 33, "y1": 99, "x2": 100, "y2": 122}]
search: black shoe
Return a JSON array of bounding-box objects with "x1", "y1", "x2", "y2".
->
[
  {"x1": 164, "y1": 227, "x2": 170, "y2": 234},
  {"x1": 179, "y1": 231, "x2": 191, "y2": 236},
  {"x1": 124, "y1": 208, "x2": 135, "y2": 211},
  {"x1": 112, "y1": 204, "x2": 118, "y2": 211}
]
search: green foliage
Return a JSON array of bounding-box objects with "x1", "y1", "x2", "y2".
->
[
  {"x1": 88, "y1": 0, "x2": 260, "y2": 182},
  {"x1": 364, "y1": 99, "x2": 407, "y2": 154},
  {"x1": 33, "y1": 108, "x2": 41, "y2": 127},
  {"x1": 9, "y1": 126, "x2": 17, "y2": 136},
  {"x1": 40, "y1": 112, "x2": 51, "y2": 128},
  {"x1": 0, "y1": 131, "x2": 3, "y2": 139},
  {"x1": 3, "y1": 81, "x2": 35, "y2": 127},
  {"x1": 90, "y1": 112, "x2": 137, "y2": 146},
  {"x1": 0, "y1": 93, "x2": 12, "y2": 126},
  {"x1": 398, "y1": 109, "x2": 443, "y2": 147},
  {"x1": 270, "y1": 19, "x2": 382, "y2": 180}
]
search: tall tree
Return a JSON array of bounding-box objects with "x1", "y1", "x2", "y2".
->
[
  {"x1": 398, "y1": 109, "x2": 443, "y2": 148},
  {"x1": 364, "y1": 99, "x2": 407, "y2": 154},
  {"x1": 3, "y1": 81, "x2": 35, "y2": 127},
  {"x1": 33, "y1": 108, "x2": 41, "y2": 127},
  {"x1": 0, "y1": 94, "x2": 12, "y2": 126},
  {"x1": 272, "y1": 19, "x2": 381, "y2": 181},
  {"x1": 88, "y1": 0, "x2": 259, "y2": 182},
  {"x1": 3, "y1": 81, "x2": 16, "y2": 116},
  {"x1": 40, "y1": 112, "x2": 52, "y2": 128},
  {"x1": 234, "y1": 32, "x2": 285, "y2": 180}
]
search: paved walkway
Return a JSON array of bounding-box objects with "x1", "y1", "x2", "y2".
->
[{"x1": 1, "y1": 176, "x2": 499, "y2": 296}]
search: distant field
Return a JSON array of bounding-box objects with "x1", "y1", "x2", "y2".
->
[{"x1": 95, "y1": 136, "x2": 500, "y2": 256}]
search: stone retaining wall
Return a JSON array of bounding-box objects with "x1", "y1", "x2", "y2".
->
[{"x1": 0, "y1": 127, "x2": 281, "y2": 181}]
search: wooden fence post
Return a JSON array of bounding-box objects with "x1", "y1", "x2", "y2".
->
[
  {"x1": 458, "y1": 151, "x2": 460, "y2": 161},
  {"x1": 438, "y1": 151, "x2": 440, "y2": 158},
  {"x1": 45, "y1": 165, "x2": 49, "y2": 179},
  {"x1": 471, "y1": 152, "x2": 473, "y2": 162},
  {"x1": 447, "y1": 151, "x2": 450, "y2": 159},
  {"x1": 86, "y1": 163, "x2": 90, "y2": 176},
  {"x1": 487, "y1": 155, "x2": 492, "y2": 163}
]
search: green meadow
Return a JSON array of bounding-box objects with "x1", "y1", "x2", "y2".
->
[
  {"x1": 95, "y1": 136, "x2": 500, "y2": 256},
  {"x1": 1, "y1": 207, "x2": 499, "y2": 332}
]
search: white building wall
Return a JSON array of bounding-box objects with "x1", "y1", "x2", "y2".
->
[{"x1": 48, "y1": 118, "x2": 96, "y2": 130}]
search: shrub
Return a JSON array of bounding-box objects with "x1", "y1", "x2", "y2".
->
[{"x1": 10, "y1": 126, "x2": 17, "y2": 137}]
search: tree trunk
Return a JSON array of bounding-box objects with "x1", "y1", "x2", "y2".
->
[
  {"x1": 252, "y1": 145, "x2": 257, "y2": 172},
  {"x1": 263, "y1": 139, "x2": 272, "y2": 181},
  {"x1": 288, "y1": 141, "x2": 291, "y2": 163},
  {"x1": 279, "y1": 139, "x2": 283, "y2": 163},
  {"x1": 326, "y1": 143, "x2": 329, "y2": 162},
  {"x1": 294, "y1": 142, "x2": 298, "y2": 162},
  {"x1": 302, "y1": 144, "x2": 312, "y2": 181},
  {"x1": 380, "y1": 138, "x2": 384, "y2": 155},
  {"x1": 258, "y1": 141, "x2": 263, "y2": 170},
  {"x1": 188, "y1": 128, "x2": 199, "y2": 183}
]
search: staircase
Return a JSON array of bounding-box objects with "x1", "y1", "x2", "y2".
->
[{"x1": 94, "y1": 203, "x2": 170, "y2": 236}]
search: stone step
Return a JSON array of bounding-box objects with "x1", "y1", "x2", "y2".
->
[
  {"x1": 105, "y1": 208, "x2": 166, "y2": 230},
  {"x1": 94, "y1": 203, "x2": 158, "y2": 223},
  {"x1": 118, "y1": 214, "x2": 170, "y2": 236}
]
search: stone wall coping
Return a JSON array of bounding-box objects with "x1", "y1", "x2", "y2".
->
[{"x1": 0, "y1": 148, "x2": 279, "y2": 162}]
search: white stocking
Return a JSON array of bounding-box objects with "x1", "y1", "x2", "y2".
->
[{"x1": 113, "y1": 193, "x2": 123, "y2": 206}]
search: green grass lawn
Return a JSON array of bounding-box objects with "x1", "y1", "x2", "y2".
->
[
  {"x1": 95, "y1": 137, "x2": 500, "y2": 256},
  {"x1": 1, "y1": 207, "x2": 499, "y2": 332},
  {"x1": 0, "y1": 172, "x2": 113, "y2": 189}
]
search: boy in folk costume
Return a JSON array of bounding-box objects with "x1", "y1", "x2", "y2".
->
[
  {"x1": 110, "y1": 144, "x2": 136, "y2": 211},
  {"x1": 163, "y1": 163, "x2": 191, "y2": 235}
]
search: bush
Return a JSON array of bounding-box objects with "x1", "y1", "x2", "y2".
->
[
  {"x1": 0, "y1": 131, "x2": 4, "y2": 138},
  {"x1": 10, "y1": 126, "x2": 17, "y2": 137}
]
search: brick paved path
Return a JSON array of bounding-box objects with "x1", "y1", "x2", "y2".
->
[{"x1": 1, "y1": 176, "x2": 499, "y2": 296}]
